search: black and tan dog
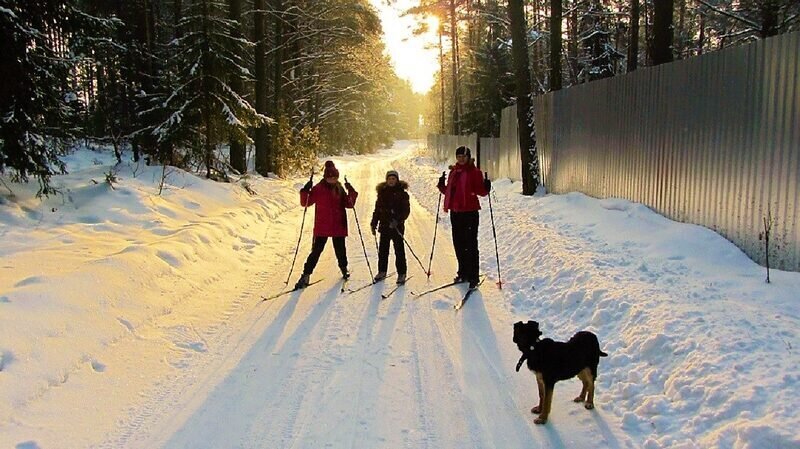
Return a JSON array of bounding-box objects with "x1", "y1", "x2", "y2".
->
[{"x1": 513, "y1": 320, "x2": 608, "y2": 424}]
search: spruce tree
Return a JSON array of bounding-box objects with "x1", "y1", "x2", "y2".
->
[
  {"x1": 147, "y1": 0, "x2": 266, "y2": 179},
  {"x1": 0, "y1": 0, "x2": 115, "y2": 194}
]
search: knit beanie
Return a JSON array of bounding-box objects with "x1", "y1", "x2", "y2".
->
[
  {"x1": 323, "y1": 160, "x2": 339, "y2": 178},
  {"x1": 386, "y1": 170, "x2": 399, "y2": 180},
  {"x1": 455, "y1": 146, "x2": 471, "y2": 158}
]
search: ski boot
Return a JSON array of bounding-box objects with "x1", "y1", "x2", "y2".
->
[
  {"x1": 468, "y1": 278, "x2": 480, "y2": 290},
  {"x1": 340, "y1": 266, "x2": 350, "y2": 280},
  {"x1": 396, "y1": 273, "x2": 407, "y2": 285},
  {"x1": 294, "y1": 274, "x2": 310, "y2": 290},
  {"x1": 374, "y1": 271, "x2": 388, "y2": 282}
]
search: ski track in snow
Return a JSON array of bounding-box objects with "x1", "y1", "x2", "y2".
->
[
  {"x1": 4, "y1": 142, "x2": 796, "y2": 449},
  {"x1": 115, "y1": 150, "x2": 634, "y2": 449}
]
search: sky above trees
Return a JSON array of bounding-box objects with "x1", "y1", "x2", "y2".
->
[{"x1": 369, "y1": 0, "x2": 440, "y2": 93}]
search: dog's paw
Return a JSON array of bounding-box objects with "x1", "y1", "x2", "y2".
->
[
  {"x1": 531, "y1": 405, "x2": 542, "y2": 414},
  {"x1": 534, "y1": 417, "x2": 548, "y2": 425},
  {"x1": 573, "y1": 396, "x2": 585, "y2": 403},
  {"x1": 584, "y1": 403, "x2": 595, "y2": 410}
]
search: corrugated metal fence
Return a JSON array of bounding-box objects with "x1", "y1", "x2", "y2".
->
[
  {"x1": 480, "y1": 105, "x2": 523, "y2": 181},
  {"x1": 535, "y1": 31, "x2": 799, "y2": 271},
  {"x1": 425, "y1": 133, "x2": 478, "y2": 163},
  {"x1": 426, "y1": 31, "x2": 800, "y2": 271}
]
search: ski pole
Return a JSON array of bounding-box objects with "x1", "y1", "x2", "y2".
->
[
  {"x1": 286, "y1": 170, "x2": 314, "y2": 285},
  {"x1": 426, "y1": 171, "x2": 445, "y2": 279},
  {"x1": 485, "y1": 172, "x2": 502, "y2": 289},
  {"x1": 345, "y1": 176, "x2": 374, "y2": 281},
  {"x1": 393, "y1": 227, "x2": 427, "y2": 275}
]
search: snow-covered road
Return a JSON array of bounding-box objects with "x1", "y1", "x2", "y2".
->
[
  {"x1": 128, "y1": 150, "x2": 630, "y2": 448},
  {"x1": 2, "y1": 141, "x2": 797, "y2": 449}
]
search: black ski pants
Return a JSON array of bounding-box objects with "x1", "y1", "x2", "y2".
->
[
  {"x1": 378, "y1": 228, "x2": 407, "y2": 275},
  {"x1": 303, "y1": 236, "x2": 347, "y2": 275},
  {"x1": 450, "y1": 211, "x2": 480, "y2": 282}
]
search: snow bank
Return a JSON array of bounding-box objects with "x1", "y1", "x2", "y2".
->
[
  {"x1": 396, "y1": 144, "x2": 800, "y2": 449},
  {"x1": 0, "y1": 147, "x2": 300, "y2": 427}
]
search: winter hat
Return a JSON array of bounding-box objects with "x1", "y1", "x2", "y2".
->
[
  {"x1": 386, "y1": 170, "x2": 399, "y2": 180},
  {"x1": 323, "y1": 160, "x2": 339, "y2": 178},
  {"x1": 455, "y1": 146, "x2": 471, "y2": 158}
]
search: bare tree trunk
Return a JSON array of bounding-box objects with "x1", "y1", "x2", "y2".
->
[
  {"x1": 228, "y1": 0, "x2": 246, "y2": 173},
  {"x1": 568, "y1": 0, "x2": 579, "y2": 83},
  {"x1": 253, "y1": 0, "x2": 270, "y2": 175},
  {"x1": 267, "y1": 0, "x2": 287, "y2": 172},
  {"x1": 550, "y1": 0, "x2": 562, "y2": 90},
  {"x1": 508, "y1": 0, "x2": 540, "y2": 195},
  {"x1": 450, "y1": 0, "x2": 460, "y2": 135},
  {"x1": 697, "y1": 9, "x2": 705, "y2": 55},
  {"x1": 439, "y1": 22, "x2": 446, "y2": 134},
  {"x1": 759, "y1": 0, "x2": 778, "y2": 37},
  {"x1": 650, "y1": 0, "x2": 674, "y2": 65},
  {"x1": 627, "y1": 0, "x2": 639, "y2": 71},
  {"x1": 200, "y1": 0, "x2": 214, "y2": 179},
  {"x1": 676, "y1": 0, "x2": 686, "y2": 58}
]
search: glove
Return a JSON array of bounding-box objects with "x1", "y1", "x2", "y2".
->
[
  {"x1": 302, "y1": 180, "x2": 312, "y2": 192},
  {"x1": 484, "y1": 178, "x2": 492, "y2": 192},
  {"x1": 370, "y1": 225, "x2": 376, "y2": 236},
  {"x1": 344, "y1": 181, "x2": 354, "y2": 192},
  {"x1": 437, "y1": 174, "x2": 446, "y2": 189}
]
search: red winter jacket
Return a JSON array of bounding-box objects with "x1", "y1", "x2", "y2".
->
[
  {"x1": 300, "y1": 182, "x2": 358, "y2": 237},
  {"x1": 438, "y1": 160, "x2": 488, "y2": 213}
]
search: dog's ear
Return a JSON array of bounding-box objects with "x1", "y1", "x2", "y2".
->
[{"x1": 527, "y1": 321, "x2": 542, "y2": 338}]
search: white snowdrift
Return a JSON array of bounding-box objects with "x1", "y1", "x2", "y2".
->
[
  {"x1": 0, "y1": 141, "x2": 797, "y2": 449},
  {"x1": 396, "y1": 147, "x2": 800, "y2": 449},
  {"x1": 0, "y1": 148, "x2": 299, "y2": 431}
]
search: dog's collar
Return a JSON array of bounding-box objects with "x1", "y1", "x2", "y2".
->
[{"x1": 515, "y1": 343, "x2": 537, "y2": 372}]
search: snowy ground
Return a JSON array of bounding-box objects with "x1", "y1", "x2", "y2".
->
[{"x1": 1, "y1": 141, "x2": 798, "y2": 448}]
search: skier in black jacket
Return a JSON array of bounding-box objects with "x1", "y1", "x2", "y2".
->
[{"x1": 370, "y1": 170, "x2": 410, "y2": 284}]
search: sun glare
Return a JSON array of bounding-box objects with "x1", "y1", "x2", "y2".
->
[
  {"x1": 426, "y1": 16, "x2": 440, "y2": 34},
  {"x1": 370, "y1": 0, "x2": 440, "y2": 94}
]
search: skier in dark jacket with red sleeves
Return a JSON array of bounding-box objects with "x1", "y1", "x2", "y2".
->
[
  {"x1": 437, "y1": 146, "x2": 490, "y2": 289},
  {"x1": 370, "y1": 170, "x2": 410, "y2": 284},
  {"x1": 294, "y1": 160, "x2": 358, "y2": 289}
]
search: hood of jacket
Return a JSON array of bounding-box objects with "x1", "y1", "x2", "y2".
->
[
  {"x1": 448, "y1": 159, "x2": 477, "y2": 171},
  {"x1": 375, "y1": 180, "x2": 409, "y2": 192}
]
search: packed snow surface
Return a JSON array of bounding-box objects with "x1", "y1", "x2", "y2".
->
[{"x1": 0, "y1": 141, "x2": 798, "y2": 448}]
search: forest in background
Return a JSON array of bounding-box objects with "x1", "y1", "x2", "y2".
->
[
  {"x1": 0, "y1": 0, "x2": 424, "y2": 194},
  {"x1": 411, "y1": 0, "x2": 799, "y2": 138},
  {"x1": 1, "y1": 0, "x2": 798, "y2": 195}
]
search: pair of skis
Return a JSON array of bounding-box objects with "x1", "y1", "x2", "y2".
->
[
  {"x1": 412, "y1": 275, "x2": 486, "y2": 310},
  {"x1": 262, "y1": 274, "x2": 412, "y2": 302},
  {"x1": 261, "y1": 278, "x2": 326, "y2": 302},
  {"x1": 348, "y1": 273, "x2": 414, "y2": 299}
]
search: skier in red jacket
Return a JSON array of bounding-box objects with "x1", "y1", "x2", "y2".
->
[
  {"x1": 294, "y1": 160, "x2": 358, "y2": 289},
  {"x1": 437, "y1": 146, "x2": 491, "y2": 289}
]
